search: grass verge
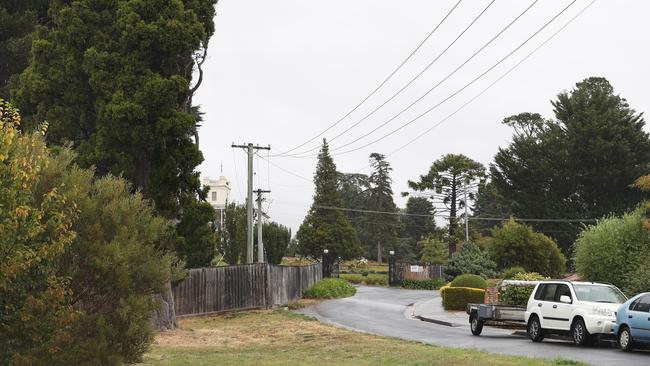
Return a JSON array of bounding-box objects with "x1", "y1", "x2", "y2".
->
[{"x1": 141, "y1": 310, "x2": 584, "y2": 366}]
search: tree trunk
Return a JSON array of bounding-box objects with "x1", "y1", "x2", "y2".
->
[
  {"x1": 151, "y1": 281, "x2": 177, "y2": 331},
  {"x1": 449, "y1": 175, "x2": 458, "y2": 255},
  {"x1": 377, "y1": 241, "x2": 382, "y2": 262}
]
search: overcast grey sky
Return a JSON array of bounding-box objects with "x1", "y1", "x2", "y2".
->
[{"x1": 194, "y1": 0, "x2": 650, "y2": 232}]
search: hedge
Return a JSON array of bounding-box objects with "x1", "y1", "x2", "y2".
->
[
  {"x1": 303, "y1": 278, "x2": 356, "y2": 299},
  {"x1": 440, "y1": 285, "x2": 485, "y2": 310},
  {"x1": 400, "y1": 278, "x2": 445, "y2": 290},
  {"x1": 450, "y1": 274, "x2": 487, "y2": 289}
]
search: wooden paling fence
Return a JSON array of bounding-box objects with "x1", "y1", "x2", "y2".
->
[
  {"x1": 388, "y1": 261, "x2": 445, "y2": 286},
  {"x1": 172, "y1": 263, "x2": 322, "y2": 316}
]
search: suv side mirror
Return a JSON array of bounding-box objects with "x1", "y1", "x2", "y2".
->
[{"x1": 560, "y1": 295, "x2": 572, "y2": 304}]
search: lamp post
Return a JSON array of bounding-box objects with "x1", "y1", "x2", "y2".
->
[
  {"x1": 388, "y1": 251, "x2": 395, "y2": 286},
  {"x1": 322, "y1": 249, "x2": 330, "y2": 278}
]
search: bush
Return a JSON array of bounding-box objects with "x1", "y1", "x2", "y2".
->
[
  {"x1": 450, "y1": 274, "x2": 487, "y2": 289},
  {"x1": 499, "y1": 272, "x2": 546, "y2": 306},
  {"x1": 487, "y1": 220, "x2": 566, "y2": 277},
  {"x1": 418, "y1": 236, "x2": 448, "y2": 264},
  {"x1": 501, "y1": 266, "x2": 526, "y2": 279},
  {"x1": 574, "y1": 208, "x2": 650, "y2": 294},
  {"x1": 364, "y1": 274, "x2": 388, "y2": 286},
  {"x1": 303, "y1": 278, "x2": 356, "y2": 299},
  {"x1": 400, "y1": 279, "x2": 446, "y2": 290},
  {"x1": 340, "y1": 273, "x2": 387, "y2": 286},
  {"x1": 440, "y1": 285, "x2": 486, "y2": 310},
  {"x1": 0, "y1": 101, "x2": 170, "y2": 365},
  {"x1": 444, "y1": 242, "x2": 497, "y2": 280}
]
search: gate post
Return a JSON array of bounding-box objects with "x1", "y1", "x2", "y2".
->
[{"x1": 388, "y1": 251, "x2": 395, "y2": 286}]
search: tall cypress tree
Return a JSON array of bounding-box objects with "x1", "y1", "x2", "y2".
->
[
  {"x1": 12, "y1": 0, "x2": 218, "y2": 257},
  {"x1": 364, "y1": 153, "x2": 399, "y2": 260},
  {"x1": 297, "y1": 139, "x2": 362, "y2": 260}
]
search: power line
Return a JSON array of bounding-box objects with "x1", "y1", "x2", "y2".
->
[
  {"x1": 313, "y1": 204, "x2": 596, "y2": 223},
  {"x1": 258, "y1": 154, "x2": 313, "y2": 183},
  {"x1": 350, "y1": 0, "x2": 595, "y2": 174},
  {"x1": 281, "y1": 0, "x2": 496, "y2": 158},
  {"x1": 329, "y1": 0, "x2": 576, "y2": 157},
  {"x1": 273, "y1": 0, "x2": 464, "y2": 156},
  {"x1": 231, "y1": 148, "x2": 244, "y2": 201}
]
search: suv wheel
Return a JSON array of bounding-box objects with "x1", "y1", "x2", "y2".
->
[
  {"x1": 618, "y1": 326, "x2": 634, "y2": 352},
  {"x1": 571, "y1": 318, "x2": 593, "y2": 346},
  {"x1": 527, "y1": 315, "x2": 544, "y2": 342}
]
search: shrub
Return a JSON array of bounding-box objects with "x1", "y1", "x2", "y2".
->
[
  {"x1": 440, "y1": 286, "x2": 486, "y2": 310},
  {"x1": 340, "y1": 274, "x2": 364, "y2": 284},
  {"x1": 501, "y1": 266, "x2": 526, "y2": 279},
  {"x1": 400, "y1": 278, "x2": 446, "y2": 290},
  {"x1": 364, "y1": 274, "x2": 388, "y2": 286},
  {"x1": 303, "y1": 278, "x2": 356, "y2": 299},
  {"x1": 574, "y1": 208, "x2": 650, "y2": 294},
  {"x1": 499, "y1": 272, "x2": 546, "y2": 306},
  {"x1": 487, "y1": 220, "x2": 566, "y2": 277},
  {"x1": 0, "y1": 101, "x2": 170, "y2": 365},
  {"x1": 450, "y1": 274, "x2": 487, "y2": 289},
  {"x1": 444, "y1": 242, "x2": 497, "y2": 280}
]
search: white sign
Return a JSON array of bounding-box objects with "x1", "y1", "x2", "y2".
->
[{"x1": 410, "y1": 265, "x2": 424, "y2": 273}]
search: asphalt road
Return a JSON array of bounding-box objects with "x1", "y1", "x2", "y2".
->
[{"x1": 300, "y1": 285, "x2": 649, "y2": 366}]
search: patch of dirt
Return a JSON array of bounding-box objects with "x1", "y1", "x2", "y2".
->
[{"x1": 152, "y1": 310, "x2": 343, "y2": 348}]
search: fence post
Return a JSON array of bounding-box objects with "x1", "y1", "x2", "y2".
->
[{"x1": 388, "y1": 251, "x2": 395, "y2": 286}]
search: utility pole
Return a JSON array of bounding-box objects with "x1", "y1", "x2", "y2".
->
[
  {"x1": 231, "y1": 143, "x2": 270, "y2": 263},
  {"x1": 255, "y1": 188, "x2": 271, "y2": 263},
  {"x1": 464, "y1": 179, "x2": 469, "y2": 243}
]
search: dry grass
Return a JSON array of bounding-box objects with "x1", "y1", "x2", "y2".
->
[{"x1": 141, "y1": 310, "x2": 584, "y2": 366}]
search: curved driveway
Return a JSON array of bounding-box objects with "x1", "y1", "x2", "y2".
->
[{"x1": 301, "y1": 285, "x2": 649, "y2": 366}]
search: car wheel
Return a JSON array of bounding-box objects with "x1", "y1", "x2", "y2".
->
[
  {"x1": 470, "y1": 312, "x2": 484, "y2": 336},
  {"x1": 571, "y1": 318, "x2": 593, "y2": 346},
  {"x1": 527, "y1": 315, "x2": 544, "y2": 342},
  {"x1": 618, "y1": 326, "x2": 634, "y2": 352}
]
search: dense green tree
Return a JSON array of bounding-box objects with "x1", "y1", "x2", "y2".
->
[
  {"x1": 363, "y1": 153, "x2": 399, "y2": 260},
  {"x1": 0, "y1": 0, "x2": 51, "y2": 99},
  {"x1": 402, "y1": 196, "x2": 437, "y2": 241},
  {"x1": 418, "y1": 236, "x2": 447, "y2": 265},
  {"x1": 297, "y1": 140, "x2": 362, "y2": 260},
  {"x1": 491, "y1": 77, "x2": 650, "y2": 252},
  {"x1": 175, "y1": 198, "x2": 218, "y2": 268},
  {"x1": 487, "y1": 220, "x2": 566, "y2": 277},
  {"x1": 262, "y1": 222, "x2": 291, "y2": 265},
  {"x1": 407, "y1": 154, "x2": 485, "y2": 254},
  {"x1": 338, "y1": 172, "x2": 371, "y2": 250},
  {"x1": 13, "y1": 0, "x2": 217, "y2": 236},
  {"x1": 220, "y1": 202, "x2": 246, "y2": 265}
]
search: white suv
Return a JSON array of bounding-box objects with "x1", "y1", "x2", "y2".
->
[{"x1": 524, "y1": 281, "x2": 627, "y2": 346}]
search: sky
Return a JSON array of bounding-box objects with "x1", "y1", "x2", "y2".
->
[{"x1": 194, "y1": 0, "x2": 650, "y2": 232}]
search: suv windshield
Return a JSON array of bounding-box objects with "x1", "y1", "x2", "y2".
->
[{"x1": 573, "y1": 284, "x2": 627, "y2": 303}]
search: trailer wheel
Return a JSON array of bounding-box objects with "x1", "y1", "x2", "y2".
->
[{"x1": 470, "y1": 312, "x2": 484, "y2": 336}]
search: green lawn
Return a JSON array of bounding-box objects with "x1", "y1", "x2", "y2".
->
[{"x1": 141, "y1": 310, "x2": 583, "y2": 366}]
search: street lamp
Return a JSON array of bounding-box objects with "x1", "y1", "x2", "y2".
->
[
  {"x1": 323, "y1": 249, "x2": 329, "y2": 254},
  {"x1": 389, "y1": 250, "x2": 395, "y2": 256}
]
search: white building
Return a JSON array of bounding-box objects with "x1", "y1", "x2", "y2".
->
[{"x1": 203, "y1": 175, "x2": 231, "y2": 228}]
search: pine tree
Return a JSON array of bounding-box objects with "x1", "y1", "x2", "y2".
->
[
  {"x1": 364, "y1": 153, "x2": 399, "y2": 260},
  {"x1": 297, "y1": 140, "x2": 362, "y2": 260}
]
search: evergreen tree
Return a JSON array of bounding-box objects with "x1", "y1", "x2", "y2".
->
[
  {"x1": 402, "y1": 196, "x2": 437, "y2": 242},
  {"x1": 175, "y1": 198, "x2": 218, "y2": 268},
  {"x1": 364, "y1": 153, "x2": 399, "y2": 260},
  {"x1": 297, "y1": 140, "x2": 362, "y2": 260},
  {"x1": 491, "y1": 77, "x2": 650, "y2": 252},
  {"x1": 262, "y1": 222, "x2": 291, "y2": 265},
  {"x1": 408, "y1": 154, "x2": 485, "y2": 254},
  {"x1": 12, "y1": 0, "x2": 218, "y2": 243},
  {"x1": 220, "y1": 202, "x2": 247, "y2": 265}
]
